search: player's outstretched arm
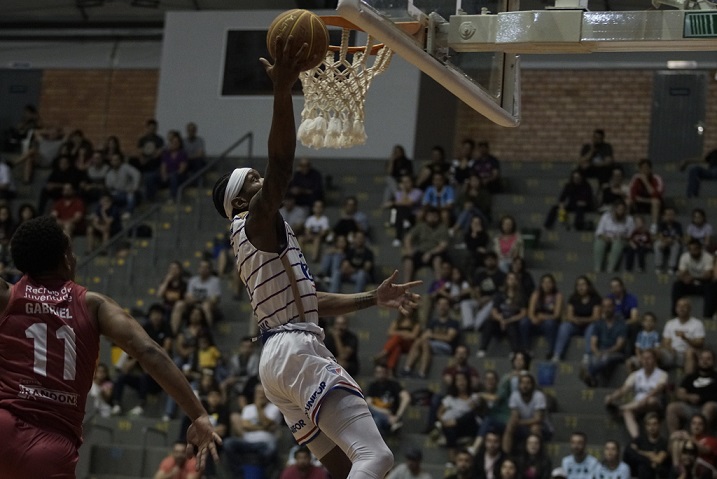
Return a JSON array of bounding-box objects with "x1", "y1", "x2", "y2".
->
[
  {"x1": 317, "y1": 270, "x2": 421, "y2": 317},
  {"x1": 89, "y1": 292, "x2": 222, "y2": 470}
]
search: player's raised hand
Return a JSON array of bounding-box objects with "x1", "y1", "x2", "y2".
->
[
  {"x1": 186, "y1": 414, "x2": 223, "y2": 471},
  {"x1": 376, "y1": 270, "x2": 422, "y2": 315},
  {"x1": 259, "y1": 36, "x2": 310, "y2": 89}
]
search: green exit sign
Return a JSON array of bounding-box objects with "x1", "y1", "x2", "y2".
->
[{"x1": 684, "y1": 11, "x2": 717, "y2": 38}]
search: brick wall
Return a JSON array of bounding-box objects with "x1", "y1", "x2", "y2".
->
[
  {"x1": 39, "y1": 69, "x2": 159, "y2": 154},
  {"x1": 454, "y1": 69, "x2": 717, "y2": 163}
]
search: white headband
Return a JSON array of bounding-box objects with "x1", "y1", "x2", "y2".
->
[{"x1": 223, "y1": 167, "x2": 251, "y2": 219}]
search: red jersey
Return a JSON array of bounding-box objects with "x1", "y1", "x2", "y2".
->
[{"x1": 0, "y1": 275, "x2": 99, "y2": 445}]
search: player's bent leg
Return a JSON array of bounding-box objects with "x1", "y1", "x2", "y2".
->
[{"x1": 312, "y1": 389, "x2": 393, "y2": 479}]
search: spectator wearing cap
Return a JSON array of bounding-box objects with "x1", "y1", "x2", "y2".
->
[
  {"x1": 386, "y1": 448, "x2": 432, "y2": 479},
  {"x1": 561, "y1": 432, "x2": 599, "y2": 479}
]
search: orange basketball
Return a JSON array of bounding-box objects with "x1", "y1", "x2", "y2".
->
[{"x1": 267, "y1": 9, "x2": 329, "y2": 72}]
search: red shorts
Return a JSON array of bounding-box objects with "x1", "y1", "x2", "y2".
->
[{"x1": 0, "y1": 408, "x2": 78, "y2": 478}]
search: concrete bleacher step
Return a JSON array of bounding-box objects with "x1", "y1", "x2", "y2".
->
[
  {"x1": 87, "y1": 416, "x2": 182, "y2": 446},
  {"x1": 550, "y1": 413, "x2": 629, "y2": 444},
  {"x1": 542, "y1": 386, "x2": 611, "y2": 414}
]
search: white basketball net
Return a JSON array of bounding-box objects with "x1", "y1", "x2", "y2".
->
[{"x1": 298, "y1": 28, "x2": 393, "y2": 149}]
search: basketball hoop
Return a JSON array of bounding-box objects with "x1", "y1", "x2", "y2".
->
[{"x1": 297, "y1": 17, "x2": 417, "y2": 149}]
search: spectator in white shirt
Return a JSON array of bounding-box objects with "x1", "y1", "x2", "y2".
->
[
  {"x1": 593, "y1": 441, "x2": 631, "y2": 479},
  {"x1": 171, "y1": 260, "x2": 222, "y2": 332},
  {"x1": 594, "y1": 199, "x2": 635, "y2": 272},
  {"x1": 105, "y1": 153, "x2": 141, "y2": 214},
  {"x1": 670, "y1": 239, "x2": 714, "y2": 319},
  {"x1": 0, "y1": 157, "x2": 17, "y2": 202},
  {"x1": 561, "y1": 432, "x2": 599, "y2": 479},
  {"x1": 301, "y1": 200, "x2": 329, "y2": 263},
  {"x1": 503, "y1": 372, "x2": 551, "y2": 454},
  {"x1": 604, "y1": 349, "x2": 668, "y2": 438},
  {"x1": 658, "y1": 298, "x2": 705, "y2": 375}
]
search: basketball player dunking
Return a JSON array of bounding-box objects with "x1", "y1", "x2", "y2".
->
[
  {"x1": 211, "y1": 38, "x2": 422, "y2": 479},
  {"x1": 0, "y1": 216, "x2": 221, "y2": 478}
]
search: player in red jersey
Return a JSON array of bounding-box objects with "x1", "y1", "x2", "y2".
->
[{"x1": 0, "y1": 216, "x2": 221, "y2": 478}]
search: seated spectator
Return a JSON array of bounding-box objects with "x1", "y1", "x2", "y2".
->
[
  {"x1": 101, "y1": 135, "x2": 123, "y2": 159},
  {"x1": 89, "y1": 363, "x2": 114, "y2": 418},
  {"x1": 316, "y1": 235, "x2": 348, "y2": 289},
  {"x1": 436, "y1": 371, "x2": 480, "y2": 456},
  {"x1": 0, "y1": 205, "x2": 14, "y2": 242},
  {"x1": 623, "y1": 413, "x2": 670, "y2": 479},
  {"x1": 511, "y1": 256, "x2": 536, "y2": 299},
  {"x1": 82, "y1": 150, "x2": 109, "y2": 203},
  {"x1": 464, "y1": 214, "x2": 491, "y2": 271},
  {"x1": 473, "y1": 430, "x2": 506, "y2": 479},
  {"x1": 299, "y1": 199, "x2": 326, "y2": 262},
  {"x1": 197, "y1": 334, "x2": 222, "y2": 375},
  {"x1": 430, "y1": 264, "x2": 472, "y2": 317},
  {"x1": 382, "y1": 144, "x2": 413, "y2": 204},
  {"x1": 17, "y1": 126, "x2": 65, "y2": 184},
  {"x1": 561, "y1": 432, "x2": 599, "y2": 479},
  {"x1": 605, "y1": 349, "x2": 667, "y2": 438},
  {"x1": 450, "y1": 139, "x2": 476, "y2": 188},
  {"x1": 329, "y1": 231, "x2": 374, "y2": 294},
  {"x1": 518, "y1": 434, "x2": 553, "y2": 479},
  {"x1": 221, "y1": 336, "x2": 260, "y2": 408},
  {"x1": 578, "y1": 129, "x2": 616, "y2": 186},
  {"x1": 581, "y1": 297, "x2": 627, "y2": 387},
  {"x1": 594, "y1": 199, "x2": 634, "y2": 272},
  {"x1": 51, "y1": 183, "x2": 85, "y2": 238},
  {"x1": 447, "y1": 449, "x2": 475, "y2": 479},
  {"x1": 685, "y1": 208, "x2": 713, "y2": 251},
  {"x1": 152, "y1": 442, "x2": 198, "y2": 479},
  {"x1": 85, "y1": 193, "x2": 122, "y2": 253},
  {"x1": 323, "y1": 315, "x2": 360, "y2": 377},
  {"x1": 624, "y1": 216, "x2": 652, "y2": 273},
  {"x1": 503, "y1": 372, "x2": 552, "y2": 454},
  {"x1": 479, "y1": 272, "x2": 526, "y2": 357},
  {"x1": 280, "y1": 446, "x2": 329, "y2": 479},
  {"x1": 469, "y1": 352, "x2": 531, "y2": 455},
  {"x1": 669, "y1": 413, "x2": 717, "y2": 474},
  {"x1": 422, "y1": 171, "x2": 455, "y2": 225},
  {"x1": 223, "y1": 384, "x2": 282, "y2": 476},
  {"x1": 288, "y1": 157, "x2": 324, "y2": 210},
  {"x1": 666, "y1": 349, "x2": 717, "y2": 435},
  {"x1": 105, "y1": 153, "x2": 141, "y2": 214},
  {"x1": 457, "y1": 173, "x2": 492, "y2": 225},
  {"x1": 5, "y1": 103, "x2": 41, "y2": 153},
  {"x1": 184, "y1": 122, "x2": 206, "y2": 174},
  {"x1": 625, "y1": 312, "x2": 661, "y2": 372},
  {"x1": 628, "y1": 159, "x2": 664, "y2": 233},
  {"x1": 670, "y1": 240, "x2": 714, "y2": 319},
  {"x1": 417, "y1": 145, "x2": 450, "y2": 190},
  {"x1": 157, "y1": 134, "x2": 188, "y2": 201},
  {"x1": 156, "y1": 260, "x2": 187, "y2": 324},
  {"x1": 280, "y1": 194, "x2": 308, "y2": 236},
  {"x1": 63, "y1": 129, "x2": 93, "y2": 170},
  {"x1": 374, "y1": 311, "x2": 421, "y2": 377},
  {"x1": 401, "y1": 206, "x2": 450, "y2": 282},
  {"x1": 669, "y1": 440, "x2": 713, "y2": 479},
  {"x1": 553, "y1": 276, "x2": 602, "y2": 362},
  {"x1": 607, "y1": 277, "x2": 640, "y2": 352},
  {"x1": 401, "y1": 296, "x2": 460, "y2": 378},
  {"x1": 683, "y1": 148, "x2": 717, "y2": 198},
  {"x1": 658, "y1": 298, "x2": 705, "y2": 375},
  {"x1": 111, "y1": 304, "x2": 173, "y2": 416},
  {"x1": 598, "y1": 168, "x2": 630, "y2": 212},
  {"x1": 462, "y1": 252, "x2": 506, "y2": 333},
  {"x1": 332, "y1": 196, "x2": 369, "y2": 243},
  {"x1": 132, "y1": 119, "x2": 164, "y2": 202},
  {"x1": 387, "y1": 448, "x2": 433, "y2": 479},
  {"x1": 16, "y1": 203, "x2": 36, "y2": 228},
  {"x1": 493, "y1": 215, "x2": 524, "y2": 273},
  {"x1": 472, "y1": 141, "x2": 502, "y2": 193},
  {"x1": 499, "y1": 459, "x2": 521, "y2": 479},
  {"x1": 544, "y1": 170, "x2": 593, "y2": 231},
  {"x1": 385, "y1": 174, "x2": 423, "y2": 247},
  {"x1": 38, "y1": 155, "x2": 88, "y2": 214},
  {"x1": 171, "y1": 260, "x2": 221, "y2": 331},
  {"x1": 594, "y1": 441, "x2": 631, "y2": 479},
  {"x1": 522, "y1": 273, "x2": 562, "y2": 360},
  {"x1": 654, "y1": 206, "x2": 683, "y2": 275},
  {"x1": 425, "y1": 344, "x2": 481, "y2": 435},
  {"x1": 366, "y1": 363, "x2": 411, "y2": 436}
]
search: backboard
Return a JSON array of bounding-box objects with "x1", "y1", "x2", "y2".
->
[{"x1": 336, "y1": 0, "x2": 522, "y2": 127}]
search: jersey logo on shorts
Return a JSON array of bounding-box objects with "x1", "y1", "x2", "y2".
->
[{"x1": 325, "y1": 364, "x2": 342, "y2": 375}]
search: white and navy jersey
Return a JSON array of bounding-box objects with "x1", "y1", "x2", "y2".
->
[
  {"x1": 562, "y1": 455, "x2": 599, "y2": 479},
  {"x1": 593, "y1": 462, "x2": 630, "y2": 479},
  {"x1": 231, "y1": 213, "x2": 321, "y2": 337}
]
